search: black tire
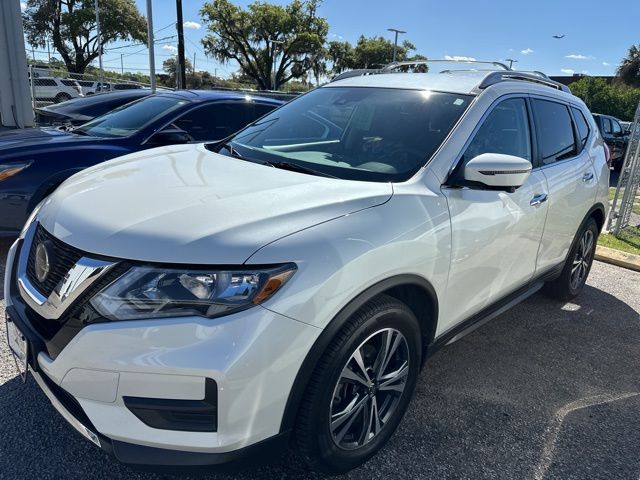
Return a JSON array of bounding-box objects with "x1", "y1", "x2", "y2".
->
[
  {"x1": 544, "y1": 217, "x2": 599, "y2": 301},
  {"x1": 294, "y1": 294, "x2": 422, "y2": 474},
  {"x1": 54, "y1": 93, "x2": 71, "y2": 104}
]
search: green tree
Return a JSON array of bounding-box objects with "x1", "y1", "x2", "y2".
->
[
  {"x1": 617, "y1": 44, "x2": 640, "y2": 88},
  {"x1": 23, "y1": 0, "x2": 147, "y2": 74},
  {"x1": 200, "y1": 0, "x2": 328, "y2": 90},
  {"x1": 327, "y1": 35, "x2": 424, "y2": 74},
  {"x1": 570, "y1": 77, "x2": 640, "y2": 121},
  {"x1": 162, "y1": 56, "x2": 194, "y2": 88}
]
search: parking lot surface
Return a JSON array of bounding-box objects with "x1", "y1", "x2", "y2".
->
[{"x1": 1, "y1": 238, "x2": 639, "y2": 480}]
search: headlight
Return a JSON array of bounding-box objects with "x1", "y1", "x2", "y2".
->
[
  {"x1": 90, "y1": 264, "x2": 296, "y2": 321},
  {"x1": 0, "y1": 161, "x2": 32, "y2": 182}
]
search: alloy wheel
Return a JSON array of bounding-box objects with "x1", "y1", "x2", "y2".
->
[
  {"x1": 570, "y1": 229, "x2": 594, "y2": 290},
  {"x1": 329, "y1": 328, "x2": 410, "y2": 450}
]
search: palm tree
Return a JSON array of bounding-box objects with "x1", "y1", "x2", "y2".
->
[{"x1": 617, "y1": 45, "x2": 640, "y2": 87}]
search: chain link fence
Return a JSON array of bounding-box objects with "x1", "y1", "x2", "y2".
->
[{"x1": 608, "y1": 100, "x2": 640, "y2": 234}]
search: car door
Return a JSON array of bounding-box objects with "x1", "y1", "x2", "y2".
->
[
  {"x1": 532, "y1": 98, "x2": 598, "y2": 272},
  {"x1": 173, "y1": 101, "x2": 277, "y2": 142},
  {"x1": 441, "y1": 97, "x2": 549, "y2": 326}
]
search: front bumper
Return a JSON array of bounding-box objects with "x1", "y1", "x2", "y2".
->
[{"x1": 5, "y1": 238, "x2": 320, "y2": 467}]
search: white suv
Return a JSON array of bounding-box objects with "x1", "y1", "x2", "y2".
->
[
  {"x1": 5, "y1": 63, "x2": 608, "y2": 474},
  {"x1": 31, "y1": 76, "x2": 84, "y2": 103}
]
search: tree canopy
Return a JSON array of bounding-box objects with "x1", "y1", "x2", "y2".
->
[
  {"x1": 617, "y1": 44, "x2": 640, "y2": 88},
  {"x1": 200, "y1": 0, "x2": 328, "y2": 90},
  {"x1": 570, "y1": 77, "x2": 640, "y2": 121},
  {"x1": 328, "y1": 35, "x2": 422, "y2": 74},
  {"x1": 23, "y1": 0, "x2": 147, "y2": 74}
]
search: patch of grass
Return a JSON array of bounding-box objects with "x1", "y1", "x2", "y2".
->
[
  {"x1": 598, "y1": 225, "x2": 640, "y2": 256},
  {"x1": 608, "y1": 187, "x2": 616, "y2": 201}
]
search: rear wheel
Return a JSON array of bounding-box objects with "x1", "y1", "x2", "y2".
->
[
  {"x1": 545, "y1": 218, "x2": 598, "y2": 301},
  {"x1": 294, "y1": 295, "x2": 422, "y2": 474},
  {"x1": 54, "y1": 92, "x2": 71, "y2": 103}
]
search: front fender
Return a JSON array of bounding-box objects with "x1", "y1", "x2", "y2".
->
[{"x1": 244, "y1": 188, "x2": 452, "y2": 330}]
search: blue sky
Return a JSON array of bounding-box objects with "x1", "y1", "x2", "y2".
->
[{"x1": 24, "y1": 0, "x2": 640, "y2": 79}]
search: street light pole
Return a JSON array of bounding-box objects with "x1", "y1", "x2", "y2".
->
[
  {"x1": 505, "y1": 58, "x2": 518, "y2": 69},
  {"x1": 95, "y1": 0, "x2": 103, "y2": 85},
  {"x1": 387, "y1": 28, "x2": 406, "y2": 64},
  {"x1": 146, "y1": 0, "x2": 156, "y2": 93}
]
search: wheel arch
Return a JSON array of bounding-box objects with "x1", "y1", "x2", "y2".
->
[
  {"x1": 588, "y1": 202, "x2": 606, "y2": 233},
  {"x1": 279, "y1": 274, "x2": 439, "y2": 433}
]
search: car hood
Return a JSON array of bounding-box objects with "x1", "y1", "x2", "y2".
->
[
  {"x1": 38, "y1": 143, "x2": 393, "y2": 264},
  {"x1": 0, "y1": 127, "x2": 87, "y2": 150}
]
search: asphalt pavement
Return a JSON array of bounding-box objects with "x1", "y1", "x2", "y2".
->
[{"x1": 1, "y1": 238, "x2": 639, "y2": 480}]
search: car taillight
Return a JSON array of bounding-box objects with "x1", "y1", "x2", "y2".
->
[{"x1": 604, "y1": 143, "x2": 611, "y2": 165}]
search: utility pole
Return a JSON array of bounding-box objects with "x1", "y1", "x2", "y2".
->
[
  {"x1": 46, "y1": 40, "x2": 51, "y2": 62},
  {"x1": 505, "y1": 58, "x2": 518, "y2": 69},
  {"x1": 176, "y1": 0, "x2": 186, "y2": 90},
  {"x1": 120, "y1": 54, "x2": 124, "y2": 75},
  {"x1": 193, "y1": 52, "x2": 196, "y2": 88},
  {"x1": 146, "y1": 0, "x2": 156, "y2": 93},
  {"x1": 268, "y1": 38, "x2": 284, "y2": 90},
  {"x1": 95, "y1": 0, "x2": 103, "y2": 85},
  {"x1": 387, "y1": 28, "x2": 406, "y2": 63}
]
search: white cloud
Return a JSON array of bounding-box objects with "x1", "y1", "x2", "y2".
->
[
  {"x1": 183, "y1": 21, "x2": 201, "y2": 30},
  {"x1": 20, "y1": 2, "x2": 26, "y2": 10},
  {"x1": 560, "y1": 68, "x2": 575, "y2": 75},
  {"x1": 521, "y1": 48, "x2": 534, "y2": 55},
  {"x1": 444, "y1": 55, "x2": 476, "y2": 61},
  {"x1": 565, "y1": 54, "x2": 594, "y2": 60},
  {"x1": 602, "y1": 61, "x2": 610, "y2": 66},
  {"x1": 162, "y1": 45, "x2": 178, "y2": 53}
]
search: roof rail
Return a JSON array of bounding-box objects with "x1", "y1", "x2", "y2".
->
[
  {"x1": 477, "y1": 71, "x2": 571, "y2": 93},
  {"x1": 331, "y1": 68, "x2": 381, "y2": 82},
  {"x1": 382, "y1": 59, "x2": 511, "y2": 72}
]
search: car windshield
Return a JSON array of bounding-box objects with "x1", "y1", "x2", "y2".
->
[
  {"x1": 75, "y1": 95, "x2": 187, "y2": 138},
  {"x1": 222, "y1": 87, "x2": 473, "y2": 182}
]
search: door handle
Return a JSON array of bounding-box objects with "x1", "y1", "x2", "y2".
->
[
  {"x1": 530, "y1": 193, "x2": 548, "y2": 207},
  {"x1": 582, "y1": 172, "x2": 594, "y2": 182}
]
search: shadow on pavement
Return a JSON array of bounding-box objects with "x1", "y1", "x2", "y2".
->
[{"x1": 0, "y1": 281, "x2": 639, "y2": 479}]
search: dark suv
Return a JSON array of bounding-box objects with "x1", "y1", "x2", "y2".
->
[{"x1": 592, "y1": 113, "x2": 629, "y2": 170}]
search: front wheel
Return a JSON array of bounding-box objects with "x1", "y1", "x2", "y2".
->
[
  {"x1": 545, "y1": 218, "x2": 598, "y2": 301},
  {"x1": 294, "y1": 295, "x2": 422, "y2": 474}
]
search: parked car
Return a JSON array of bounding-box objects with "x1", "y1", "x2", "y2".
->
[
  {"x1": 35, "y1": 90, "x2": 152, "y2": 127},
  {"x1": 0, "y1": 90, "x2": 282, "y2": 236},
  {"x1": 30, "y1": 76, "x2": 84, "y2": 103},
  {"x1": 95, "y1": 82, "x2": 144, "y2": 93},
  {"x1": 4, "y1": 66, "x2": 608, "y2": 473},
  {"x1": 620, "y1": 120, "x2": 633, "y2": 135},
  {"x1": 592, "y1": 113, "x2": 629, "y2": 170}
]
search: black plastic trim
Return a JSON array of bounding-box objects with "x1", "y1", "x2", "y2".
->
[
  {"x1": 278, "y1": 274, "x2": 439, "y2": 433},
  {"x1": 124, "y1": 378, "x2": 218, "y2": 432}
]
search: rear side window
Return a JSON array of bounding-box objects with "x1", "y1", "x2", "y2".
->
[
  {"x1": 35, "y1": 78, "x2": 57, "y2": 86},
  {"x1": 462, "y1": 98, "x2": 532, "y2": 164},
  {"x1": 531, "y1": 99, "x2": 577, "y2": 164},
  {"x1": 571, "y1": 107, "x2": 590, "y2": 148},
  {"x1": 174, "y1": 103, "x2": 251, "y2": 141},
  {"x1": 61, "y1": 80, "x2": 77, "y2": 87}
]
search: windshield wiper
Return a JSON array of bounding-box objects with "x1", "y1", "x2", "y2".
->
[{"x1": 264, "y1": 160, "x2": 338, "y2": 179}]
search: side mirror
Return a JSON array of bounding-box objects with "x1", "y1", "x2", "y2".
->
[
  {"x1": 148, "y1": 128, "x2": 191, "y2": 146},
  {"x1": 464, "y1": 153, "x2": 532, "y2": 191}
]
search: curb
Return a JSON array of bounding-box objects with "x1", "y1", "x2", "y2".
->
[{"x1": 595, "y1": 245, "x2": 640, "y2": 272}]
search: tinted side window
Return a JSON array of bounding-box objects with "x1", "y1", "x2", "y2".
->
[
  {"x1": 174, "y1": 103, "x2": 250, "y2": 141},
  {"x1": 611, "y1": 119, "x2": 622, "y2": 134},
  {"x1": 61, "y1": 80, "x2": 77, "y2": 86},
  {"x1": 253, "y1": 103, "x2": 277, "y2": 120},
  {"x1": 601, "y1": 117, "x2": 612, "y2": 134},
  {"x1": 36, "y1": 78, "x2": 57, "y2": 86},
  {"x1": 532, "y1": 99, "x2": 577, "y2": 164},
  {"x1": 571, "y1": 107, "x2": 590, "y2": 148},
  {"x1": 462, "y1": 98, "x2": 531, "y2": 164}
]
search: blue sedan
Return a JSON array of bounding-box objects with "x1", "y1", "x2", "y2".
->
[{"x1": 0, "y1": 90, "x2": 283, "y2": 236}]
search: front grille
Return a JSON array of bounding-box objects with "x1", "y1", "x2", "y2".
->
[{"x1": 26, "y1": 224, "x2": 83, "y2": 296}]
